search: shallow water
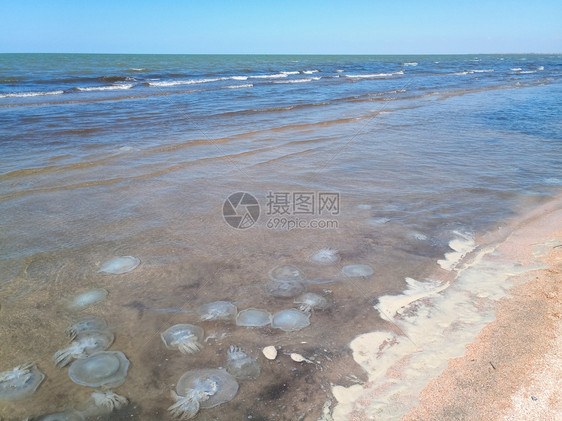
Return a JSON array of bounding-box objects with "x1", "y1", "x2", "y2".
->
[{"x1": 0, "y1": 54, "x2": 561, "y2": 420}]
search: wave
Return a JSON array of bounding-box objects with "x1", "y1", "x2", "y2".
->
[
  {"x1": 75, "y1": 84, "x2": 134, "y2": 92},
  {"x1": 0, "y1": 90, "x2": 64, "y2": 98},
  {"x1": 98, "y1": 76, "x2": 135, "y2": 83},
  {"x1": 248, "y1": 73, "x2": 288, "y2": 79},
  {"x1": 273, "y1": 77, "x2": 320, "y2": 84},
  {"x1": 510, "y1": 68, "x2": 522, "y2": 71},
  {"x1": 402, "y1": 62, "x2": 418, "y2": 66},
  {"x1": 518, "y1": 70, "x2": 537, "y2": 74},
  {"x1": 345, "y1": 70, "x2": 404, "y2": 78},
  {"x1": 223, "y1": 84, "x2": 253, "y2": 89},
  {"x1": 450, "y1": 69, "x2": 494, "y2": 75},
  {"x1": 147, "y1": 78, "x2": 223, "y2": 87},
  {"x1": 303, "y1": 70, "x2": 319, "y2": 74}
]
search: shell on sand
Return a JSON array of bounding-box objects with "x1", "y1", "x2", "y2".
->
[{"x1": 262, "y1": 346, "x2": 277, "y2": 360}]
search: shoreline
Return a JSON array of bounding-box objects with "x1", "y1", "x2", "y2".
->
[
  {"x1": 327, "y1": 193, "x2": 562, "y2": 420},
  {"x1": 402, "y1": 196, "x2": 562, "y2": 420}
]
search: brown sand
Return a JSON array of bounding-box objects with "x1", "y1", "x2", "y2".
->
[{"x1": 402, "y1": 204, "x2": 562, "y2": 420}]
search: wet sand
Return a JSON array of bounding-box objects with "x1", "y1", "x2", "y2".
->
[{"x1": 402, "y1": 199, "x2": 562, "y2": 420}]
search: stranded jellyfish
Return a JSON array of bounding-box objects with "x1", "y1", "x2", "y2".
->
[
  {"x1": 294, "y1": 292, "x2": 330, "y2": 313},
  {"x1": 98, "y1": 256, "x2": 140, "y2": 275},
  {"x1": 0, "y1": 363, "x2": 45, "y2": 401},
  {"x1": 341, "y1": 264, "x2": 374, "y2": 277},
  {"x1": 161, "y1": 324, "x2": 204, "y2": 354},
  {"x1": 197, "y1": 301, "x2": 237, "y2": 321},
  {"x1": 68, "y1": 351, "x2": 130, "y2": 388},
  {"x1": 226, "y1": 346, "x2": 260, "y2": 380},
  {"x1": 53, "y1": 330, "x2": 115, "y2": 367},
  {"x1": 235, "y1": 309, "x2": 272, "y2": 327},
  {"x1": 169, "y1": 369, "x2": 239, "y2": 420},
  {"x1": 271, "y1": 309, "x2": 310, "y2": 332},
  {"x1": 309, "y1": 249, "x2": 340, "y2": 264}
]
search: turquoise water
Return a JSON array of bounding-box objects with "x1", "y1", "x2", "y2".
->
[{"x1": 0, "y1": 54, "x2": 561, "y2": 420}]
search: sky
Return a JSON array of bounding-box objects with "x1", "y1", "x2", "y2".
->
[{"x1": 1, "y1": 0, "x2": 561, "y2": 54}]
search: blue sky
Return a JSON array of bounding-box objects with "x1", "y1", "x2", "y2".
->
[{"x1": 1, "y1": 0, "x2": 561, "y2": 54}]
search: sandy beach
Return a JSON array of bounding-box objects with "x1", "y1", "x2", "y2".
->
[{"x1": 402, "y1": 198, "x2": 562, "y2": 421}]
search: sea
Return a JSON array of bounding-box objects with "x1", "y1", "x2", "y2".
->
[{"x1": 0, "y1": 54, "x2": 561, "y2": 420}]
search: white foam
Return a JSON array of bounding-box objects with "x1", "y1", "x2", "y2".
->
[
  {"x1": 222, "y1": 84, "x2": 253, "y2": 89},
  {"x1": 281, "y1": 71, "x2": 300, "y2": 75},
  {"x1": 230, "y1": 76, "x2": 248, "y2": 80},
  {"x1": 76, "y1": 84, "x2": 134, "y2": 92},
  {"x1": 519, "y1": 70, "x2": 537, "y2": 74},
  {"x1": 303, "y1": 70, "x2": 319, "y2": 74},
  {"x1": 437, "y1": 231, "x2": 476, "y2": 271},
  {"x1": 345, "y1": 70, "x2": 403, "y2": 78},
  {"x1": 537, "y1": 66, "x2": 544, "y2": 70},
  {"x1": 375, "y1": 278, "x2": 450, "y2": 322},
  {"x1": 510, "y1": 68, "x2": 522, "y2": 71},
  {"x1": 402, "y1": 62, "x2": 418, "y2": 66},
  {"x1": 0, "y1": 90, "x2": 64, "y2": 98},
  {"x1": 248, "y1": 73, "x2": 288, "y2": 79},
  {"x1": 148, "y1": 78, "x2": 221, "y2": 87},
  {"x1": 273, "y1": 77, "x2": 320, "y2": 84}
]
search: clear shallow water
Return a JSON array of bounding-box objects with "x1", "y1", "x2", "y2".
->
[{"x1": 0, "y1": 54, "x2": 561, "y2": 420}]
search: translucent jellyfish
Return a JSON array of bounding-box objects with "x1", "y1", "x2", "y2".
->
[
  {"x1": 271, "y1": 309, "x2": 310, "y2": 332},
  {"x1": 197, "y1": 301, "x2": 237, "y2": 321},
  {"x1": 294, "y1": 292, "x2": 330, "y2": 313},
  {"x1": 54, "y1": 330, "x2": 115, "y2": 367},
  {"x1": 98, "y1": 256, "x2": 140, "y2": 275},
  {"x1": 226, "y1": 346, "x2": 260, "y2": 380},
  {"x1": 266, "y1": 279, "x2": 306, "y2": 298},
  {"x1": 67, "y1": 288, "x2": 108, "y2": 311},
  {"x1": 169, "y1": 369, "x2": 238, "y2": 419},
  {"x1": 309, "y1": 249, "x2": 340, "y2": 264},
  {"x1": 88, "y1": 390, "x2": 129, "y2": 413},
  {"x1": 268, "y1": 264, "x2": 305, "y2": 282},
  {"x1": 235, "y1": 309, "x2": 272, "y2": 327},
  {"x1": 68, "y1": 351, "x2": 130, "y2": 388},
  {"x1": 36, "y1": 411, "x2": 85, "y2": 421},
  {"x1": 161, "y1": 324, "x2": 204, "y2": 354},
  {"x1": 0, "y1": 363, "x2": 45, "y2": 401},
  {"x1": 342, "y1": 264, "x2": 374, "y2": 277},
  {"x1": 65, "y1": 317, "x2": 108, "y2": 340}
]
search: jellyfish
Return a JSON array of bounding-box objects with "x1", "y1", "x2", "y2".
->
[
  {"x1": 271, "y1": 309, "x2": 310, "y2": 332},
  {"x1": 309, "y1": 249, "x2": 340, "y2": 264},
  {"x1": 98, "y1": 256, "x2": 140, "y2": 275},
  {"x1": 226, "y1": 346, "x2": 260, "y2": 380},
  {"x1": 161, "y1": 324, "x2": 204, "y2": 354},
  {"x1": 65, "y1": 317, "x2": 108, "y2": 340},
  {"x1": 53, "y1": 330, "x2": 114, "y2": 367},
  {"x1": 268, "y1": 265, "x2": 305, "y2": 282},
  {"x1": 0, "y1": 363, "x2": 45, "y2": 401},
  {"x1": 169, "y1": 369, "x2": 238, "y2": 420},
  {"x1": 235, "y1": 309, "x2": 272, "y2": 327},
  {"x1": 341, "y1": 264, "x2": 374, "y2": 277},
  {"x1": 197, "y1": 301, "x2": 237, "y2": 321},
  {"x1": 68, "y1": 351, "x2": 130, "y2": 388},
  {"x1": 67, "y1": 289, "x2": 108, "y2": 311},
  {"x1": 294, "y1": 292, "x2": 330, "y2": 313}
]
